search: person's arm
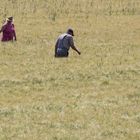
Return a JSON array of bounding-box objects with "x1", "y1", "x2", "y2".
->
[
  {"x1": 69, "y1": 37, "x2": 81, "y2": 55},
  {"x1": 0, "y1": 25, "x2": 5, "y2": 33},
  {"x1": 71, "y1": 45, "x2": 81, "y2": 55},
  {"x1": 12, "y1": 24, "x2": 17, "y2": 41},
  {"x1": 13, "y1": 30, "x2": 17, "y2": 41}
]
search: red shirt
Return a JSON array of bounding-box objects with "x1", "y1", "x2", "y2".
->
[{"x1": 1, "y1": 22, "x2": 16, "y2": 41}]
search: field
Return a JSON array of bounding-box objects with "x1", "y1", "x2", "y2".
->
[{"x1": 0, "y1": 0, "x2": 140, "y2": 140}]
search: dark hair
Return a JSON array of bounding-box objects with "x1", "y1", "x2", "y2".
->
[
  {"x1": 7, "y1": 17, "x2": 13, "y2": 22},
  {"x1": 67, "y1": 28, "x2": 74, "y2": 36}
]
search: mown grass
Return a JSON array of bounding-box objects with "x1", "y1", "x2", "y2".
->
[{"x1": 0, "y1": 0, "x2": 140, "y2": 140}]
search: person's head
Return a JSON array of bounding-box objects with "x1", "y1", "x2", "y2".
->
[
  {"x1": 7, "y1": 17, "x2": 13, "y2": 23},
  {"x1": 67, "y1": 28, "x2": 74, "y2": 36}
]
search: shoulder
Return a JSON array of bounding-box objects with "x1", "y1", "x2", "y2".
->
[
  {"x1": 66, "y1": 33, "x2": 72, "y2": 37},
  {"x1": 2, "y1": 22, "x2": 7, "y2": 27},
  {"x1": 65, "y1": 34, "x2": 73, "y2": 39},
  {"x1": 1, "y1": 23, "x2": 7, "y2": 30},
  {"x1": 58, "y1": 33, "x2": 66, "y2": 39},
  {"x1": 66, "y1": 34, "x2": 73, "y2": 42}
]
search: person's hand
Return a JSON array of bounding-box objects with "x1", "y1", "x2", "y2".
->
[{"x1": 77, "y1": 51, "x2": 81, "y2": 55}]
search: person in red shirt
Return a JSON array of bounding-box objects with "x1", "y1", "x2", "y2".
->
[{"x1": 0, "y1": 17, "x2": 17, "y2": 42}]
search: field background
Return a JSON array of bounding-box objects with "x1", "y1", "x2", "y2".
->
[{"x1": 0, "y1": 0, "x2": 140, "y2": 140}]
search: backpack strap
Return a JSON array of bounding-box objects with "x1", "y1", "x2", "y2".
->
[{"x1": 62, "y1": 34, "x2": 67, "y2": 49}]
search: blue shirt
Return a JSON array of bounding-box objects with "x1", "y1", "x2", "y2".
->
[{"x1": 56, "y1": 33, "x2": 74, "y2": 51}]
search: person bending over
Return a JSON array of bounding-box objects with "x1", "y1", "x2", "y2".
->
[{"x1": 55, "y1": 28, "x2": 81, "y2": 57}]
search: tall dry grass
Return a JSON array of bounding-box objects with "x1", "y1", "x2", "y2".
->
[{"x1": 0, "y1": 0, "x2": 140, "y2": 140}]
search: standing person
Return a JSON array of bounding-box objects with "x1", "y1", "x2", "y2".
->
[
  {"x1": 0, "y1": 17, "x2": 17, "y2": 42},
  {"x1": 55, "y1": 28, "x2": 81, "y2": 57}
]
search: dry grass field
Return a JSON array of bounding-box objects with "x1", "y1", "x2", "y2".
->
[{"x1": 0, "y1": 0, "x2": 140, "y2": 140}]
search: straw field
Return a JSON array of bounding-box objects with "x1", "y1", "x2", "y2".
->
[{"x1": 0, "y1": 0, "x2": 140, "y2": 140}]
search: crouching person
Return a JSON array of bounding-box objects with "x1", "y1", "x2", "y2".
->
[{"x1": 55, "y1": 28, "x2": 81, "y2": 57}]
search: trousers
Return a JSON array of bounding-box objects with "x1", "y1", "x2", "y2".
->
[{"x1": 56, "y1": 48, "x2": 69, "y2": 57}]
